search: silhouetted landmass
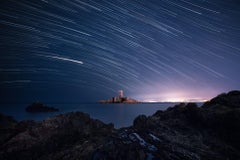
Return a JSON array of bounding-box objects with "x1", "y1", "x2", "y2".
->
[
  {"x1": 1, "y1": 91, "x2": 240, "y2": 160},
  {"x1": 202, "y1": 90, "x2": 240, "y2": 108},
  {"x1": 26, "y1": 102, "x2": 59, "y2": 112}
]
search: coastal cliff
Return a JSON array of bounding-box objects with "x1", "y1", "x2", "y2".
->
[{"x1": 1, "y1": 91, "x2": 240, "y2": 160}]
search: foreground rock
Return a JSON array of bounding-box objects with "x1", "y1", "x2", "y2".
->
[
  {"x1": 26, "y1": 102, "x2": 59, "y2": 112},
  {"x1": 1, "y1": 91, "x2": 240, "y2": 160},
  {"x1": 0, "y1": 112, "x2": 115, "y2": 160}
]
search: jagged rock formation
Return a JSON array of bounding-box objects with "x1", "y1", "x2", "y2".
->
[
  {"x1": 202, "y1": 90, "x2": 240, "y2": 108},
  {"x1": 1, "y1": 91, "x2": 240, "y2": 160},
  {"x1": 0, "y1": 112, "x2": 115, "y2": 160},
  {"x1": 26, "y1": 102, "x2": 59, "y2": 112}
]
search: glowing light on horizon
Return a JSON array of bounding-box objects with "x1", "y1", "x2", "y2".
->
[
  {"x1": 143, "y1": 98, "x2": 208, "y2": 103},
  {"x1": 138, "y1": 89, "x2": 213, "y2": 103}
]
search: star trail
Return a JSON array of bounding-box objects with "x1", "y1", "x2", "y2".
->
[{"x1": 1, "y1": 0, "x2": 240, "y2": 103}]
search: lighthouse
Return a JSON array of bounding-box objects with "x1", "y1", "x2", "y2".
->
[{"x1": 118, "y1": 90, "x2": 123, "y2": 98}]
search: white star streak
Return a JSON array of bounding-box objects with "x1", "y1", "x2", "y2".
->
[{"x1": 41, "y1": 55, "x2": 84, "y2": 65}]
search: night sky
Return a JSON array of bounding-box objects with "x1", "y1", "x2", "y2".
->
[{"x1": 1, "y1": 0, "x2": 240, "y2": 103}]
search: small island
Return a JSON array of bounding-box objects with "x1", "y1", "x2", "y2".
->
[
  {"x1": 99, "y1": 90, "x2": 138, "y2": 103},
  {"x1": 26, "y1": 102, "x2": 59, "y2": 113}
]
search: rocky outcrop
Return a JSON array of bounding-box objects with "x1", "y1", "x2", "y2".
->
[
  {"x1": 0, "y1": 112, "x2": 115, "y2": 160},
  {"x1": 1, "y1": 91, "x2": 240, "y2": 160},
  {"x1": 0, "y1": 113, "x2": 17, "y2": 145},
  {"x1": 202, "y1": 90, "x2": 240, "y2": 108},
  {"x1": 26, "y1": 102, "x2": 59, "y2": 112},
  {"x1": 0, "y1": 113, "x2": 17, "y2": 129},
  {"x1": 95, "y1": 100, "x2": 240, "y2": 160}
]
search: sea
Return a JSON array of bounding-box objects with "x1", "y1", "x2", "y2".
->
[{"x1": 0, "y1": 103, "x2": 203, "y2": 128}]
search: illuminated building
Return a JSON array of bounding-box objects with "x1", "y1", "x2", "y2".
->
[{"x1": 99, "y1": 90, "x2": 138, "y2": 103}]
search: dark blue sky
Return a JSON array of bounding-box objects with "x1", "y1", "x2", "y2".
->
[{"x1": 1, "y1": 0, "x2": 240, "y2": 103}]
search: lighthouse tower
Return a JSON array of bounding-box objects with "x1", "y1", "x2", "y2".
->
[{"x1": 118, "y1": 90, "x2": 123, "y2": 98}]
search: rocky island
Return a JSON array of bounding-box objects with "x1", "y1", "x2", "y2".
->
[
  {"x1": 26, "y1": 102, "x2": 59, "y2": 113},
  {"x1": 1, "y1": 90, "x2": 240, "y2": 160},
  {"x1": 99, "y1": 90, "x2": 138, "y2": 103}
]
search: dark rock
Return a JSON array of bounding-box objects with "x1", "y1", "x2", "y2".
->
[
  {"x1": 0, "y1": 113, "x2": 17, "y2": 129},
  {"x1": 26, "y1": 102, "x2": 59, "y2": 113},
  {"x1": 0, "y1": 112, "x2": 115, "y2": 160},
  {"x1": 133, "y1": 115, "x2": 147, "y2": 129},
  {"x1": 0, "y1": 113, "x2": 17, "y2": 144},
  {"x1": 203, "y1": 90, "x2": 240, "y2": 108}
]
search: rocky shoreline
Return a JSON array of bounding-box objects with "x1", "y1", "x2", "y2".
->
[{"x1": 1, "y1": 91, "x2": 240, "y2": 160}]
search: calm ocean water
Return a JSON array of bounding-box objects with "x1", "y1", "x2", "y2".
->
[{"x1": 0, "y1": 103, "x2": 203, "y2": 128}]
